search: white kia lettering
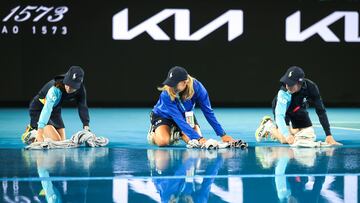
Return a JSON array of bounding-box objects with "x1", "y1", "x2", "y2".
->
[{"x1": 112, "y1": 8, "x2": 243, "y2": 41}]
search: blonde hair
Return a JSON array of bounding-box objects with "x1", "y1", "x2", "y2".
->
[{"x1": 158, "y1": 75, "x2": 195, "y2": 101}]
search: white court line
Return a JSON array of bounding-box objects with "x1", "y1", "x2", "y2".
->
[
  {"x1": 314, "y1": 125, "x2": 360, "y2": 132},
  {"x1": 314, "y1": 121, "x2": 360, "y2": 124},
  {"x1": 344, "y1": 175, "x2": 358, "y2": 203}
]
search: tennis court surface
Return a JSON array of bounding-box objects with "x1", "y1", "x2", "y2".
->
[{"x1": 0, "y1": 108, "x2": 359, "y2": 202}]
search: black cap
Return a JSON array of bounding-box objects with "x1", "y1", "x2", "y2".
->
[
  {"x1": 63, "y1": 66, "x2": 84, "y2": 89},
  {"x1": 280, "y1": 66, "x2": 305, "y2": 86},
  {"x1": 162, "y1": 66, "x2": 188, "y2": 87}
]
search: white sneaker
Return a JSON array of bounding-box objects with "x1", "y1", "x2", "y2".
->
[
  {"x1": 255, "y1": 116, "x2": 274, "y2": 142},
  {"x1": 21, "y1": 125, "x2": 37, "y2": 145},
  {"x1": 147, "y1": 124, "x2": 155, "y2": 145},
  {"x1": 169, "y1": 126, "x2": 181, "y2": 145}
]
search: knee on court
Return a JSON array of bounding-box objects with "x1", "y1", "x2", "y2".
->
[{"x1": 153, "y1": 133, "x2": 171, "y2": 147}]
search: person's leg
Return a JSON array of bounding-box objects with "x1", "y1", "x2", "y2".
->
[
  {"x1": 270, "y1": 127, "x2": 296, "y2": 144},
  {"x1": 148, "y1": 112, "x2": 173, "y2": 146},
  {"x1": 288, "y1": 108, "x2": 314, "y2": 143},
  {"x1": 289, "y1": 127, "x2": 300, "y2": 135},
  {"x1": 22, "y1": 100, "x2": 41, "y2": 144},
  {"x1": 153, "y1": 124, "x2": 203, "y2": 146},
  {"x1": 28, "y1": 97, "x2": 42, "y2": 129},
  {"x1": 57, "y1": 128, "x2": 66, "y2": 140},
  {"x1": 50, "y1": 108, "x2": 66, "y2": 141},
  {"x1": 149, "y1": 113, "x2": 203, "y2": 146},
  {"x1": 272, "y1": 126, "x2": 317, "y2": 145},
  {"x1": 43, "y1": 125, "x2": 62, "y2": 141},
  {"x1": 293, "y1": 127, "x2": 316, "y2": 142},
  {"x1": 256, "y1": 116, "x2": 299, "y2": 144},
  {"x1": 29, "y1": 111, "x2": 39, "y2": 130},
  {"x1": 269, "y1": 128, "x2": 288, "y2": 144},
  {"x1": 153, "y1": 125, "x2": 171, "y2": 147}
]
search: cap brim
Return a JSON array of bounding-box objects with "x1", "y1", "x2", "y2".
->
[
  {"x1": 280, "y1": 75, "x2": 297, "y2": 86},
  {"x1": 162, "y1": 78, "x2": 177, "y2": 87},
  {"x1": 64, "y1": 81, "x2": 81, "y2": 89},
  {"x1": 72, "y1": 83, "x2": 81, "y2": 89}
]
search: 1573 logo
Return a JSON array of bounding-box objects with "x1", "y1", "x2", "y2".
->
[{"x1": 1, "y1": 5, "x2": 69, "y2": 35}]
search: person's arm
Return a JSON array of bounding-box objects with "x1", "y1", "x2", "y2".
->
[
  {"x1": 195, "y1": 156, "x2": 224, "y2": 202},
  {"x1": 77, "y1": 85, "x2": 90, "y2": 129},
  {"x1": 37, "y1": 87, "x2": 61, "y2": 141},
  {"x1": 162, "y1": 92, "x2": 202, "y2": 140},
  {"x1": 310, "y1": 84, "x2": 331, "y2": 136},
  {"x1": 310, "y1": 84, "x2": 341, "y2": 145},
  {"x1": 275, "y1": 90, "x2": 291, "y2": 136},
  {"x1": 274, "y1": 157, "x2": 291, "y2": 200},
  {"x1": 196, "y1": 82, "x2": 226, "y2": 137}
]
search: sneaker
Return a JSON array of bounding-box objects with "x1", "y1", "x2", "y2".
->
[
  {"x1": 147, "y1": 124, "x2": 156, "y2": 145},
  {"x1": 169, "y1": 125, "x2": 181, "y2": 145},
  {"x1": 21, "y1": 125, "x2": 37, "y2": 145},
  {"x1": 264, "y1": 120, "x2": 277, "y2": 140},
  {"x1": 255, "y1": 116, "x2": 273, "y2": 142}
]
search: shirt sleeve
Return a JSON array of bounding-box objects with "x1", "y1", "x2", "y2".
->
[
  {"x1": 310, "y1": 84, "x2": 331, "y2": 136},
  {"x1": 77, "y1": 85, "x2": 90, "y2": 127},
  {"x1": 196, "y1": 82, "x2": 226, "y2": 136},
  {"x1": 161, "y1": 92, "x2": 202, "y2": 140},
  {"x1": 275, "y1": 90, "x2": 291, "y2": 136},
  {"x1": 37, "y1": 87, "x2": 61, "y2": 129}
]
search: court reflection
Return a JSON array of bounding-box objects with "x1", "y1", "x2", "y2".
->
[
  {"x1": 0, "y1": 148, "x2": 109, "y2": 203},
  {"x1": 255, "y1": 146, "x2": 358, "y2": 203},
  {"x1": 0, "y1": 147, "x2": 358, "y2": 203},
  {"x1": 111, "y1": 148, "x2": 359, "y2": 203},
  {"x1": 112, "y1": 149, "x2": 245, "y2": 203}
]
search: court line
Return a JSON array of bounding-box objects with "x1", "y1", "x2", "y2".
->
[
  {"x1": 1, "y1": 173, "x2": 359, "y2": 182},
  {"x1": 314, "y1": 125, "x2": 360, "y2": 132},
  {"x1": 316, "y1": 122, "x2": 360, "y2": 124}
]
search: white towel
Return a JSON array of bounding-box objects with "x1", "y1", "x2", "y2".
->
[
  {"x1": 290, "y1": 127, "x2": 330, "y2": 148},
  {"x1": 186, "y1": 139, "x2": 247, "y2": 149},
  {"x1": 25, "y1": 130, "x2": 109, "y2": 150}
]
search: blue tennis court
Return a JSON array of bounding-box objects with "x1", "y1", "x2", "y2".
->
[{"x1": 0, "y1": 108, "x2": 359, "y2": 202}]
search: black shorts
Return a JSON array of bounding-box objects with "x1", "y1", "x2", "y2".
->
[
  {"x1": 287, "y1": 108, "x2": 312, "y2": 129},
  {"x1": 29, "y1": 97, "x2": 65, "y2": 129},
  {"x1": 150, "y1": 112, "x2": 199, "y2": 132}
]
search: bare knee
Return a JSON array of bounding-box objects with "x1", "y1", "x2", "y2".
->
[
  {"x1": 44, "y1": 125, "x2": 61, "y2": 141},
  {"x1": 154, "y1": 135, "x2": 170, "y2": 147},
  {"x1": 57, "y1": 128, "x2": 66, "y2": 140},
  {"x1": 153, "y1": 125, "x2": 171, "y2": 147}
]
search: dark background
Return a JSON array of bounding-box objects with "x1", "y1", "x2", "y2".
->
[{"x1": 1, "y1": 0, "x2": 359, "y2": 107}]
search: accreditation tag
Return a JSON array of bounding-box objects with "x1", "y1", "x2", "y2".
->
[{"x1": 185, "y1": 111, "x2": 195, "y2": 128}]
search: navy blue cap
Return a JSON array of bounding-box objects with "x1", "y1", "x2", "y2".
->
[
  {"x1": 162, "y1": 66, "x2": 188, "y2": 87},
  {"x1": 280, "y1": 66, "x2": 305, "y2": 86},
  {"x1": 63, "y1": 66, "x2": 84, "y2": 89}
]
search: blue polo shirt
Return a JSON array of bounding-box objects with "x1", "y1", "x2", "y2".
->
[{"x1": 152, "y1": 79, "x2": 226, "y2": 140}]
